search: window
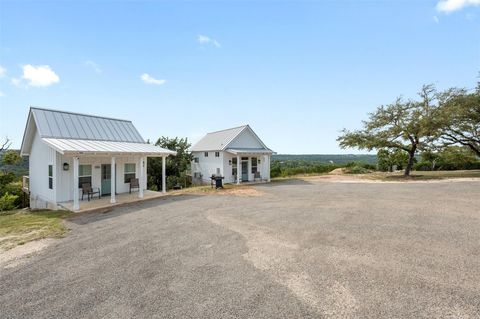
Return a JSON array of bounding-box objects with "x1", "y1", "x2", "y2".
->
[
  {"x1": 232, "y1": 157, "x2": 237, "y2": 176},
  {"x1": 48, "y1": 165, "x2": 53, "y2": 189},
  {"x1": 124, "y1": 163, "x2": 136, "y2": 183},
  {"x1": 251, "y1": 157, "x2": 258, "y2": 174},
  {"x1": 204, "y1": 152, "x2": 209, "y2": 157},
  {"x1": 79, "y1": 164, "x2": 92, "y2": 188},
  {"x1": 194, "y1": 157, "x2": 199, "y2": 163},
  {"x1": 215, "y1": 152, "x2": 220, "y2": 157}
]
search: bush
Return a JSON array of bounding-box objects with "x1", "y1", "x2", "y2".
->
[
  {"x1": 0, "y1": 192, "x2": 18, "y2": 212},
  {"x1": 414, "y1": 161, "x2": 433, "y2": 171},
  {"x1": 2, "y1": 181, "x2": 26, "y2": 208},
  {"x1": 345, "y1": 165, "x2": 371, "y2": 174}
]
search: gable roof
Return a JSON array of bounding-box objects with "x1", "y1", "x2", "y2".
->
[
  {"x1": 21, "y1": 107, "x2": 176, "y2": 157},
  {"x1": 190, "y1": 125, "x2": 272, "y2": 152},
  {"x1": 28, "y1": 107, "x2": 144, "y2": 142}
]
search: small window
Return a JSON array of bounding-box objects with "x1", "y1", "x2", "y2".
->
[
  {"x1": 215, "y1": 152, "x2": 220, "y2": 157},
  {"x1": 232, "y1": 158, "x2": 237, "y2": 176},
  {"x1": 124, "y1": 163, "x2": 136, "y2": 183},
  {"x1": 79, "y1": 164, "x2": 92, "y2": 188},
  {"x1": 194, "y1": 157, "x2": 199, "y2": 163},
  {"x1": 251, "y1": 157, "x2": 258, "y2": 174},
  {"x1": 204, "y1": 152, "x2": 209, "y2": 157},
  {"x1": 48, "y1": 165, "x2": 53, "y2": 189}
]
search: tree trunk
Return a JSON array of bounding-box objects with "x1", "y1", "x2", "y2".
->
[{"x1": 404, "y1": 146, "x2": 417, "y2": 176}]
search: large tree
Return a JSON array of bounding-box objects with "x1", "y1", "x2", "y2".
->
[
  {"x1": 436, "y1": 86, "x2": 480, "y2": 157},
  {"x1": 147, "y1": 137, "x2": 192, "y2": 191},
  {"x1": 337, "y1": 85, "x2": 440, "y2": 176}
]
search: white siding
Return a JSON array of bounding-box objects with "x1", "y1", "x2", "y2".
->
[
  {"x1": 227, "y1": 129, "x2": 264, "y2": 149},
  {"x1": 191, "y1": 151, "x2": 224, "y2": 183},
  {"x1": 29, "y1": 132, "x2": 57, "y2": 209}
]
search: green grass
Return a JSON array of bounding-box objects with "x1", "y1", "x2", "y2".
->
[
  {"x1": 0, "y1": 210, "x2": 71, "y2": 250},
  {"x1": 364, "y1": 170, "x2": 480, "y2": 181}
]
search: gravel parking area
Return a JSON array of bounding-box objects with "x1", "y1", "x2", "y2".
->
[{"x1": 1, "y1": 178, "x2": 479, "y2": 318}]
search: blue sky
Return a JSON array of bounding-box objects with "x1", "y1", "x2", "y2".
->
[{"x1": 0, "y1": 0, "x2": 478, "y2": 154}]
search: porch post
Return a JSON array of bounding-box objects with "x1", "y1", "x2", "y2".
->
[
  {"x1": 237, "y1": 155, "x2": 241, "y2": 184},
  {"x1": 73, "y1": 157, "x2": 79, "y2": 211},
  {"x1": 111, "y1": 157, "x2": 116, "y2": 203},
  {"x1": 267, "y1": 155, "x2": 271, "y2": 182},
  {"x1": 139, "y1": 157, "x2": 144, "y2": 198},
  {"x1": 162, "y1": 156, "x2": 166, "y2": 193}
]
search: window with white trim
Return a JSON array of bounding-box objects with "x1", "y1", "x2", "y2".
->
[
  {"x1": 204, "y1": 152, "x2": 209, "y2": 157},
  {"x1": 194, "y1": 157, "x2": 199, "y2": 163},
  {"x1": 78, "y1": 164, "x2": 92, "y2": 188},
  {"x1": 215, "y1": 152, "x2": 220, "y2": 157},
  {"x1": 232, "y1": 158, "x2": 237, "y2": 176},
  {"x1": 251, "y1": 157, "x2": 258, "y2": 174},
  {"x1": 124, "y1": 163, "x2": 136, "y2": 183},
  {"x1": 48, "y1": 165, "x2": 53, "y2": 189}
]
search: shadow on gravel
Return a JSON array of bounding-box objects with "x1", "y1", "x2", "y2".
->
[{"x1": 66, "y1": 194, "x2": 202, "y2": 225}]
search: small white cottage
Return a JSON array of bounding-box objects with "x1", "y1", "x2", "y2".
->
[
  {"x1": 20, "y1": 107, "x2": 176, "y2": 211},
  {"x1": 190, "y1": 125, "x2": 273, "y2": 184}
]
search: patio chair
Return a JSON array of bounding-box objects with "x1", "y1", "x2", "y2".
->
[
  {"x1": 81, "y1": 183, "x2": 101, "y2": 201},
  {"x1": 129, "y1": 178, "x2": 140, "y2": 193}
]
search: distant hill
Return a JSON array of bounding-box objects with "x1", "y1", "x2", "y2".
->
[
  {"x1": 0, "y1": 150, "x2": 29, "y2": 177},
  {"x1": 272, "y1": 154, "x2": 377, "y2": 165}
]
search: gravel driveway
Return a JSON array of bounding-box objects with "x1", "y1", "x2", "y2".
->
[{"x1": 1, "y1": 178, "x2": 479, "y2": 318}]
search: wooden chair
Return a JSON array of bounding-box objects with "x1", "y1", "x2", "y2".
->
[
  {"x1": 129, "y1": 178, "x2": 140, "y2": 193},
  {"x1": 81, "y1": 183, "x2": 101, "y2": 201}
]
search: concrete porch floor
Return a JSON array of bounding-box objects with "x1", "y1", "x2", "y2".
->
[{"x1": 58, "y1": 190, "x2": 166, "y2": 213}]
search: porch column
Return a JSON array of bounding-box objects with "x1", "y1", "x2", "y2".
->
[
  {"x1": 267, "y1": 155, "x2": 271, "y2": 182},
  {"x1": 162, "y1": 156, "x2": 166, "y2": 193},
  {"x1": 111, "y1": 157, "x2": 116, "y2": 203},
  {"x1": 73, "y1": 157, "x2": 79, "y2": 211},
  {"x1": 237, "y1": 155, "x2": 241, "y2": 184},
  {"x1": 139, "y1": 157, "x2": 144, "y2": 198}
]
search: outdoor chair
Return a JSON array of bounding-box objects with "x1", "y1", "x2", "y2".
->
[
  {"x1": 129, "y1": 178, "x2": 140, "y2": 193},
  {"x1": 81, "y1": 183, "x2": 101, "y2": 201}
]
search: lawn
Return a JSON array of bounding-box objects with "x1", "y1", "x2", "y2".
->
[{"x1": 0, "y1": 210, "x2": 71, "y2": 251}]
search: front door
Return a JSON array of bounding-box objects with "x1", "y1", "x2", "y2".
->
[
  {"x1": 241, "y1": 160, "x2": 248, "y2": 182},
  {"x1": 101, "y1": 164, "x2": 111, "y2": 195}
]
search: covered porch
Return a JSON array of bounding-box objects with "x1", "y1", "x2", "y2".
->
[
  {"x1": 58, "y1": 190, "x2": 166, "y2": 213},
  {"x1": 226, "y1": 148, "x2": 273, "y2": 184}
]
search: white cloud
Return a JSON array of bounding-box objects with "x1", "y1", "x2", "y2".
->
[
  {"x1": 84, "y1": 60, "x2": 102, "y2": 74},
  {"x1": 197, "y1": 35, "x2": 221, "y2": 48},
  {"x1": 0, "y1": 66, "x2": 6, "y2": 77},
  {"x1": 140, "y1": 73, "x2": 166, "y2": 85},
  {"x1": 436, "y1": 0, "x2": 480, "y2": 13},
  {"x1": 21, "y1": 64, "x2": 60, "y2": 87},
  {"x1": 11, "y1": 78, "x2": 21, "y2": 87}
]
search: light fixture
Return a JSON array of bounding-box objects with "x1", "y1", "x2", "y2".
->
[{"x1": 63, "y1": 163, "x2": 69, "y2": 171}]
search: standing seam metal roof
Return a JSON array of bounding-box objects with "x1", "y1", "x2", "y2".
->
[
  {"x1": 31, "y1": 107, "x2": 145, "y2": 143},
  {"x1": 190, "y1": 125, "x2": 248, "y2": 151}
]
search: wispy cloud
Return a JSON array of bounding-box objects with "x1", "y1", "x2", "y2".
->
[
  {"x1": 436, "y1": 0, "x2": 480, "y2": 13},
  {"x1": 140, "y1": 73, "x2": 166, "y2": 85},
  {"x1": 197, "y1": 34, "x2": 221, "y2": 48},
  {"x1": 0, "y1": 66, "x2": 6, "y2": 77},
  {"x1": 14, "y1": 64, "x2": 60, "y2": 87},
  {"x1": 84, "y1": 60, "x2": 102, "y2": 74}
]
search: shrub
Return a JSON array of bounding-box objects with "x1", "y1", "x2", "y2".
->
[
  {"x1": 0, "y1": 192, "x2": 19, "y2": 212},
  {"x1": 345, "y1": 165, "x2": 371, "y2": 174},
  {"x1": 2, "y1": 181, "x2": 26, "y2": 208}
]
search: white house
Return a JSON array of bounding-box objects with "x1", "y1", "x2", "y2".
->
[
  {"x1": 190, "y1": 125, "x2": 273, "y2": 184},
  {"x1": 20, "y1": 107, "x2": 176, "y2": 211}
]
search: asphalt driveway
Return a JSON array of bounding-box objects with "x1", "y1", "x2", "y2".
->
[{"x1": 1, "y1": 179, "x2": 479, "y2": 318}]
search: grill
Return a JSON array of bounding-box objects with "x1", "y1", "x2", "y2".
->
[{"x1": 210, "y1": 175, "x2": 224, "y2": 189}]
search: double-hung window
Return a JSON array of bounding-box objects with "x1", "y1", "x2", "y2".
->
[
  {"x1": 232, "y1": 158, "x2": 237, "y2": 176},
  {"x1": 79, "y1": 165, "x2": 92, "y2": 188},
  {"x1": 48, "y1": 165, "x2": 53, "y2": 189},
  {"x1": 124, "y1": 163, "x2": 136, "y2": 183},
  {"x1": 251, "y1": 157, "x2": 258, "y2": 174}
]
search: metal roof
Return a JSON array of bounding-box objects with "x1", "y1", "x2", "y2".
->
[
  {"x1": 42, "y1": 138, "x2": 176, "y2": 157},
  {"x1": 31, "y1": 107, "x2": 145, "y2": 143},
  {"x1": 190, "y1": 125, "x2": 248, "y2": 151}
]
